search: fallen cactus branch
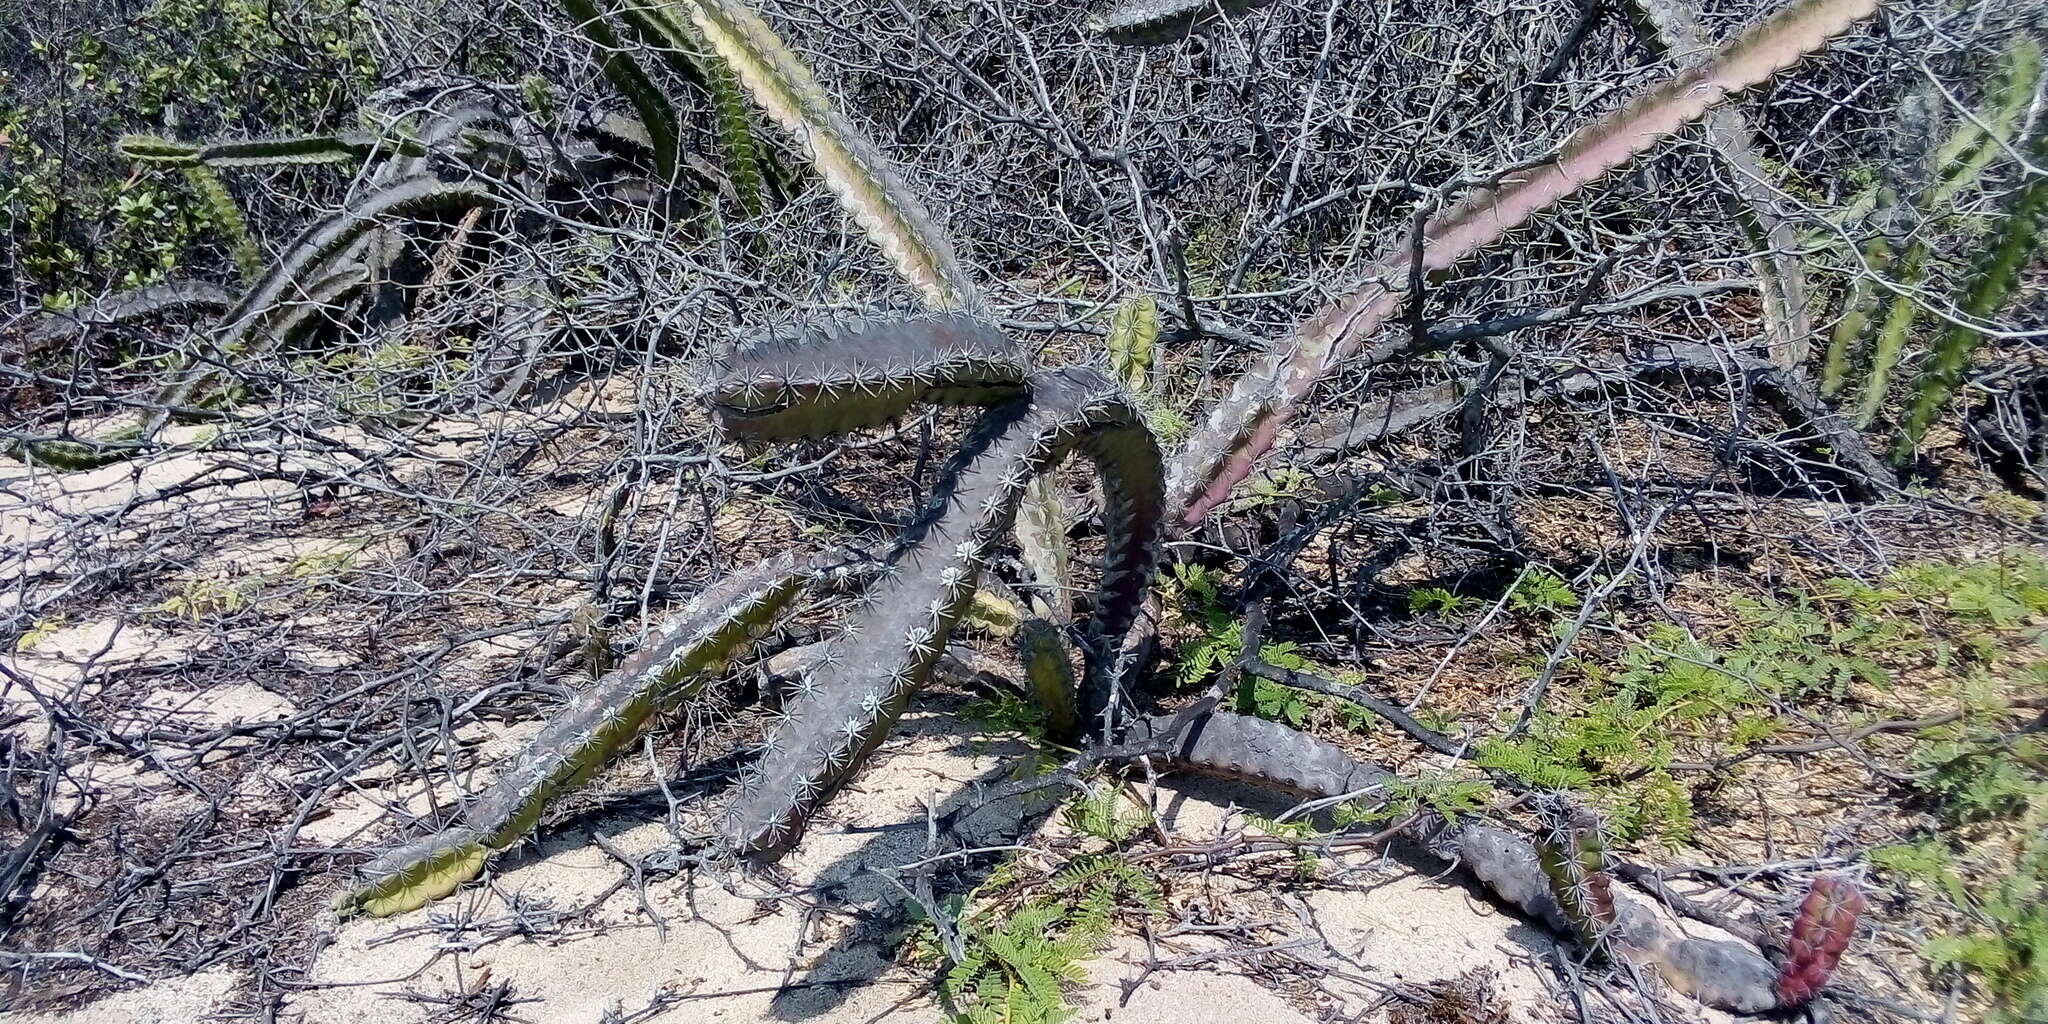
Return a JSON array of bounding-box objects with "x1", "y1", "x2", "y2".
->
[{"x1": 1131, "y1": 707, "x2": 1846, "y2": 1014}]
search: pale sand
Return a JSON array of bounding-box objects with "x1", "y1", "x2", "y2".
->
[{"x1": 0, "y1": 704, "x2": 1652, "y2": 1024}]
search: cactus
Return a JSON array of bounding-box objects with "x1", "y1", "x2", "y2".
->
[
  {"x1": 1166, "y1": 0, "x2": 1882, "y2": 526},
  {"x1": 1820, "y1": 233, "x2": 1890, "y2": 397},
  {"x1": 560, "y1": 0, "x2": 684, "y2": 184},
  {"x1": 181, "y1": 166, "x2": 265, "y2": 283},
  {"x1": 1895, "y1": 128, "x2": 2048, "y2": 456},
  {"x1": 1534, "y1": 800, "x2": 1618, "y2": 952},
  {"x1": 1134, "y1": 708, "x2": 1829, "y2": 1014},
  {"x1": 337, "y1": 553, "x2": 819, "y2": 916},
  {"x1": 1106, "y1": 294, "x2": 1159, "y2": 394},
  {"x1": 120, "y1": 131, "x2": 424, "y2": 167},
  {"x1": 705, "y1": 314, "x2": 1027, "y2": 438},
  {"x1": 1775, "y1": 873, "x2": 1864, "y2": 1006},
  {"x1": 675, "y1": 0, "x2": 976, "y2": 309},
  {"x1": 345, "y1": 315, "x2": 1159, "y2": 902},
  {"x1": 616, "y1": 3, "x2": 768, "y2": 216},
  {"x1": 1087, "y1": 0, "x2": 1280, "y2": 47},
  {"x1": 720, "y1": 363, "x2": 1162, "y2": 853},
  {"x1": 1842, "y1": 38, "x2": 2041, "y2": 429},
  {"x1": 1017, "y1": 619, "x2": 1082, "y2": 739},
  {"x1": 147, "y1": 176, "x2": 498, "y2": 433},
  {"x1": 1628, "y1": 0, "x2": 1813, "y2": 369},
  {"x1": 26, "y1": 281, "x2": 233, "y2": 348}
]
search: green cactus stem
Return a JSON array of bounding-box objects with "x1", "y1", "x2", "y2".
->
[
  {"x1": 148, "y1": 176, "x2": 498, "y2": 433},
  {"x1": 336, "y1": 553, "x2": 819, "y2": 917},
  {"x1": 718, "y1": 365, "x2": 1162, "y2": 855},
  {"x1": 706, "y1": 314, "x2": 1028, "y2": 439},
  {"x1": 1895, "y1": 129, "x2": 2047, "y2": 457},
  {"x1": 1017, "y1": 618, "x2": 1081, "y2": 739},
  {"x1": 1107, "y1": 294, "x2": 1160, "y2": 394}
]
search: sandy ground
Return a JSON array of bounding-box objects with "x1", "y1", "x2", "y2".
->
[{"x1": 1, "y1": 703, "x2": 1595, "y2": 1024}]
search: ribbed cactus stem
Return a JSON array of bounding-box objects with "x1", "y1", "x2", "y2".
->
[
  {"x1": 560, "y1": 0, "x2": 684, "y2": 184},
  {"x1": 1775, "y1": 873, "x2": 1864, "y2": 1006},
  {"x1": 676, "y1": 0, "x2": 976, "y2": 309},
  {"x1": 1895, "y1": 128, "x2": 2047, "y2": 456},
  {"x1": 121, "y1": 131, "x2": 424, "y2": 167},
  {"x1": 1107, "y1": 294, "x2": 1160, "y2": 394},
  {"x1": 148, "y1": 176, "x2": 497, "y2": 432},
  {"x1": 1087, "y1": 0, "x2": 1279, "y2": 46},
  {"x1": 705, "y1": 315, "x2": 1028, "y2": 439},
  {"x1": 181, "y1": 166, "x2": 265, "y2": 283},
  {"x1": 1819, "y1": 234, "x2": 1891, "y2": 397},
  {"x1": 336, "y1": 554, "x2": 818, "y2": 917},
  {"x1": 1535, "y1": 801, "x2": 1618, "y2": 952},
  {"x1": 718, "y1": 367, "x2": 1162, "y2": 855},
  {"x1": 1166, "y1": 0, "x2": 1880, "y2": 526},
  {"x1": 617, "y1": 3, "x2": 767, "y2": 215},
  {"x1": 1017, "y1": 618, "x2": 1081, "y2": 739}
]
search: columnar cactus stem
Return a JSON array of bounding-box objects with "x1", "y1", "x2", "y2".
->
[
  {"x1": 148, "y1": 176, "x2": 499, "y2": 433},
  {"x1": 1775, "y1": 873, "x2": 1864, "y2": 1006},
  {"x1": 718, "y1": 366, "x2": 1162, "y2": 855},
  {"x1": 705, "y1": 315, "x2": 1027, "y2": 439},
  {"x1": 1016, "y1": 618, "x2": 1080, "y2": 739},
  {"x1": 336, "y1": 554, "x2": 819, "y2": 917},
  {"x1": 1164, "y1": 0, "x2": 1881, "y2": 527}
]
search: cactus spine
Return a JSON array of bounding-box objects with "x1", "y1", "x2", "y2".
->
[{"x1": 1775, "y1": 874, "x2": 1864, "y2": 1006}]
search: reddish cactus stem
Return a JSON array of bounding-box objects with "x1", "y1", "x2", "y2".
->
[{"x1": 1775, "y1": 874, "x2": 1864, "y2": 1007}]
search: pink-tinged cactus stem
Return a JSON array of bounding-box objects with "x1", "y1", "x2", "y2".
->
[{"x1": 1775, "y1": 873, "x2": 1864, "y2": 1007}]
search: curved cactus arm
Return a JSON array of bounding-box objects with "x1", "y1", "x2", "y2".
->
[
  {"x1": 560, "y1": 0, "x2": 684, "y2": 184},
  {"x1": 705, "y1": 314, "x2": 1028, "y2": 439},
  {"x1": 26, "y1": 280, "x2": 234, "y2": 348},
  {"x1": 718, "y1": 366, "x2": 1162, "y2": 856},
  {"x1": 336, "y1": 553, "x2": 822, "y2": 917},
  {"x1": 1895, "y1": 128, "x2": 2047, "y2": 455},
  {"x1": 1137, "y1": 707, "x2": 1799, "y2": 1013},
  {"x1": 1166, "y1": 0, "x2": 1881, "y2": 527},
  {"x1": 148, "y1": 177, "x2": 498, "y2": 431},
  {"x1": 1086, "y1": 0, "x2": 1279, "y2": 47},
  {"x1": 264, "y1": 261, "x2": 372, "y2": 351},
  {"x1": 1016, "y1": 618, "x2": 1081, "y2": 739},
  {"x1": 675, "y1": 0, "x2": 975, "y2": 308}
]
